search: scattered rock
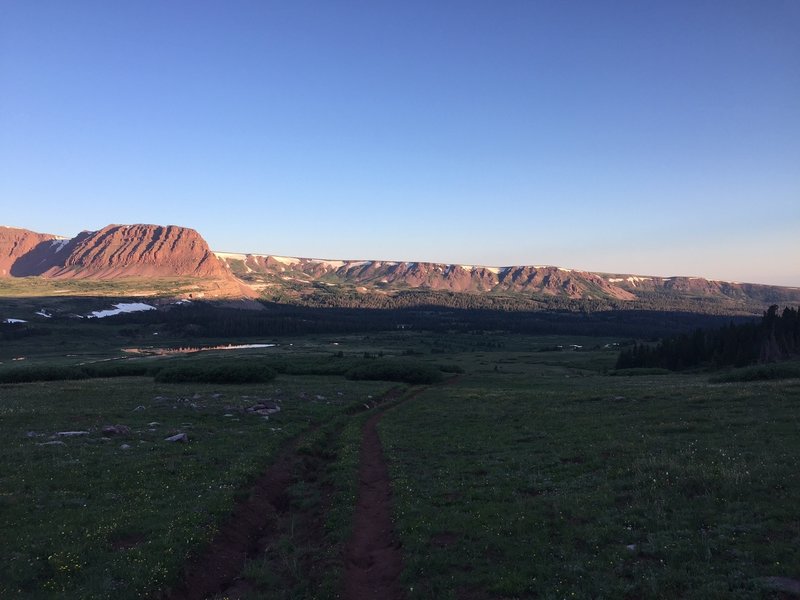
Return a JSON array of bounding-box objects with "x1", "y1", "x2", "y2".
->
[
  {"x1": 625, "y1": 544, "x2": 637, "y2": 552},
  {"x1": 102, "y1": 425, "x2": 131, "y2": 436},
  {"x1": 223, "y1": 413, "x2": 234, "y2": 417},
  {"x1": 148, "y1": 422, "x2": 160, "y2": 427},
  {"x1": 315, "y1": 395, "x2": 327, "y2": 401},
  {"x1": 760, "y1": 577, "x2": 800, "y2": 595},
  {"x1": 120, "y1": 444, "x2": 132, "y2": 450},
  {"x1": 37, "y1": 440, "x2": 66, "y2": 446},
  {"x1": 246, "y1": 401, "x2": 281, "y2": 416},
  {"x1": 165, "y1": 433, "x2": 188, "y2": 443},
  {"x1": 613, "y1": 396, "x2": 626, "y2": 401},
  {"x1": 26, "y1": 431, "x2": 42, "y2": 438},
  {"x1": 57, "y1": 431, "x2": 90, "y2": 437},
  {"x1": 132, "y1": 405, "x2": 146, "y2": 412},
  {"x1": 211, "y1": 393, "x2": 222, "y2": 399},
  {"x1": 192, "y1": 393, "x2": 202, "y2": 400}
]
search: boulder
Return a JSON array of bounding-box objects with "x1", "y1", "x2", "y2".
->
[{"x1": 102, "y1": 424, "x2": 131, "y2": 436}]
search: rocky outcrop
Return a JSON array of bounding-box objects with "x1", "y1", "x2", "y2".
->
[
  {"x1": 215, "y1": 251, "x2": 800, "y2": 305},
  {"x1": 1, "y1": 224, "x2": 250, "y2": 297},
  {"x1": 0, "y1": 226, "x2": 59, "y2": 277},
  {"x1": 43, "y1": 224, "x2": 229, "y2": 279},
  {"x1": 214, "y1": 254, "x2": 638, "y2": 300}
]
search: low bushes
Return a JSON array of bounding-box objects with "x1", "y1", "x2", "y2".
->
[
  {"x1": 345, "y1": 361, "x2": 443, "y2": 385},
  {"x1": 0, "y1": 355, "x2": 450, "y2": 386},
  {"x1": 710, "y1": 361, "x2": 800, "y2": 383},
  {"x1": 0, "y1": 365, "x2": 90, "y2": 384},
  {"x1": 154, "y1": 363, "x2": 277, "y2": 384}
]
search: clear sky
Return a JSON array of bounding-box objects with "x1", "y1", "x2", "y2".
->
[{"x1": 1, "y1": 1, "x2": 798, "y2": 286}]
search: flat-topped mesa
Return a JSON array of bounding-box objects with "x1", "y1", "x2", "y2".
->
[
  {"x1": 44, "y1": 224, "x2": 230, "y2": 279},
  {"x1": 0, "y1": 226, "x2": 59, "y2": 277},
  {"x1": 213, "y1": 252, "x2": 638, "y2": 300}
]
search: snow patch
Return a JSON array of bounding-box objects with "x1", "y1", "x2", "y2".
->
[
  {"x1": 309, "y1": 259, "x2": 345, "y2": 269},
  {"x1": 35, "y1": 310, "x2": 52, "y2": 318},
  {"x1": 271, "y1": 256, "x2": 301, "y2": 266},
  {"x1": 87, "y1": 303, "x2": 156, "y2": 319},
  {"x1": 215, "y1": 252, "x2": 248, "y2": 261},
  {"x1": 50, "y1": 239, "x2": 70, "y2": 253},
  {"x1": 608, "y1": 278, "x2": 625, "y2": 283},
  {"x1": 3, "y1": 318, "x2": 27, "y2": 324}
]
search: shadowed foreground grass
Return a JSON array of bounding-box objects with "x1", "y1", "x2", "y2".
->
[
  {"x1": 0, "y1": 375, "x2": 389, "y2": 598},
  {"x1": 381, "y1": 355, "x2": 800, "y2": 599}
]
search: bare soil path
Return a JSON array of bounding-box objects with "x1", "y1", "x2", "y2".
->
[
  {"x1": 167, "y1": 433, "x2": 300, "y2": 600},
  {"x1": 343, "y1": 393, "x2": 421, "y2": 600},
  {"x1": 166, "y1": 383, "x2": 442, "y2": 600}
]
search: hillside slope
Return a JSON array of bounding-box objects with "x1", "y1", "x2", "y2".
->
[
  {"x1": 0, "y1": 224, "x2": 249, "y2": 298},
  {"x1": 215, "y1": 252, "x2": 800, "y2": 310}
]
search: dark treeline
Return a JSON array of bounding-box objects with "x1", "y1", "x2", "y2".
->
[
  {"x1": 616, "y1": 305, "x2": 800, "y2": 370},
  {"x1": 270, "y1": 285, "x2": 771, "y2": 316},
  {"x1": 87, "y1": 300, "x2": 754, "y2": 340}
]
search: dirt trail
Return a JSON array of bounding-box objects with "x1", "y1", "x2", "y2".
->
[
  {"x1": 344, "y1": 396, "x2": 418, "y2": 600},
  {"x1": 166, "y1": 383, "x2": 438, "y2": 600},
  {"x1": 167, "y1": 438, "x2": 298, "y2": 600}
]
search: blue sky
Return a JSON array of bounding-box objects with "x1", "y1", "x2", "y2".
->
[{"x1": 1, "y1": 1, "x2": 798, "y2": 285}]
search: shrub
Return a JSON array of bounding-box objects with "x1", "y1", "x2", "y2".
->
[
  {"x1": 82, "y1": 362, "x2": 156, "y2": 378},
  {"x1": 345, "y1": 361, "x2": 443, "y2": 384},
  {"x1": 608, "y1": 368, "x2": 672, "y2": 377},
  {"x1": 0, "y1": 365, "x2": 89, "y2": 384},
  {"x1": 710, "y1": 361, "x2": 800, "y2": 383},
  {"x1": 154, "y1": 363, "x2": 276, "y2": 384}
]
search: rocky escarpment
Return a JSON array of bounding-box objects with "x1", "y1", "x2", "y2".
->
[
  {"x1": 216, "y1": 252, "x2": 800, "y2": 307},
  {"x1": 4, "y1": 223, "x2": 798, "y2": 307},
  {"x1": 42, "y1": 224, "x2": 230, "y2": 279},
  {"x1": 214, "y1": 253, "x2": 637, "y2": 300},
  {"x1": 1, "y1": 224, "x2": 250, "y2": 297},
  {"x1": 0, "y1": 226, "x2": 61, "y2": 277}
]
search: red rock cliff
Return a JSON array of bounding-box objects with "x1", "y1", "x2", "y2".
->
[
  {"x1": 0, "y1": 226, "x2": 59, "y2": 277},
  {"x1": 44, "y1": 224, "x2": 230, "y2": 279}
]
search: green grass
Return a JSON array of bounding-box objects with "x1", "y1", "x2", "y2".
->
[
  {"x1": 345, "y1": 360, "x2": 444, "y2": 384},
  {"x1": 0, "y1": 374, "x2": 390, "y2": 598},
  {"x1": 3, "y1": 325, "x2": 799, "y2": 598},
  {"x1": 709, "y1": 359, "x2": 800, "y2": 383},
  {"x1": 380, "y1": 348, "x2": 800, "y2": 599}
]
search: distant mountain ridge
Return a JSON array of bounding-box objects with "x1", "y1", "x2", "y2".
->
[
  {"x1": 1, "y1": 224, "x2": 798, "y2": 310},
  {"x1": 213, "y1": 251, "x2": 800, "y2": 307}
]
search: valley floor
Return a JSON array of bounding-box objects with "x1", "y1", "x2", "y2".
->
[{"x1": 1, "y1": 331, "x2": 799, "y2": 599}]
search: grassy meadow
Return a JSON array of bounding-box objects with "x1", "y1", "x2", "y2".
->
[
  {"x1": 381, "y1": 347, "x2": 800, "y2": 599},
  {"x1": 1, "y1": 320, "x2": 798, "y2": 598}
]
